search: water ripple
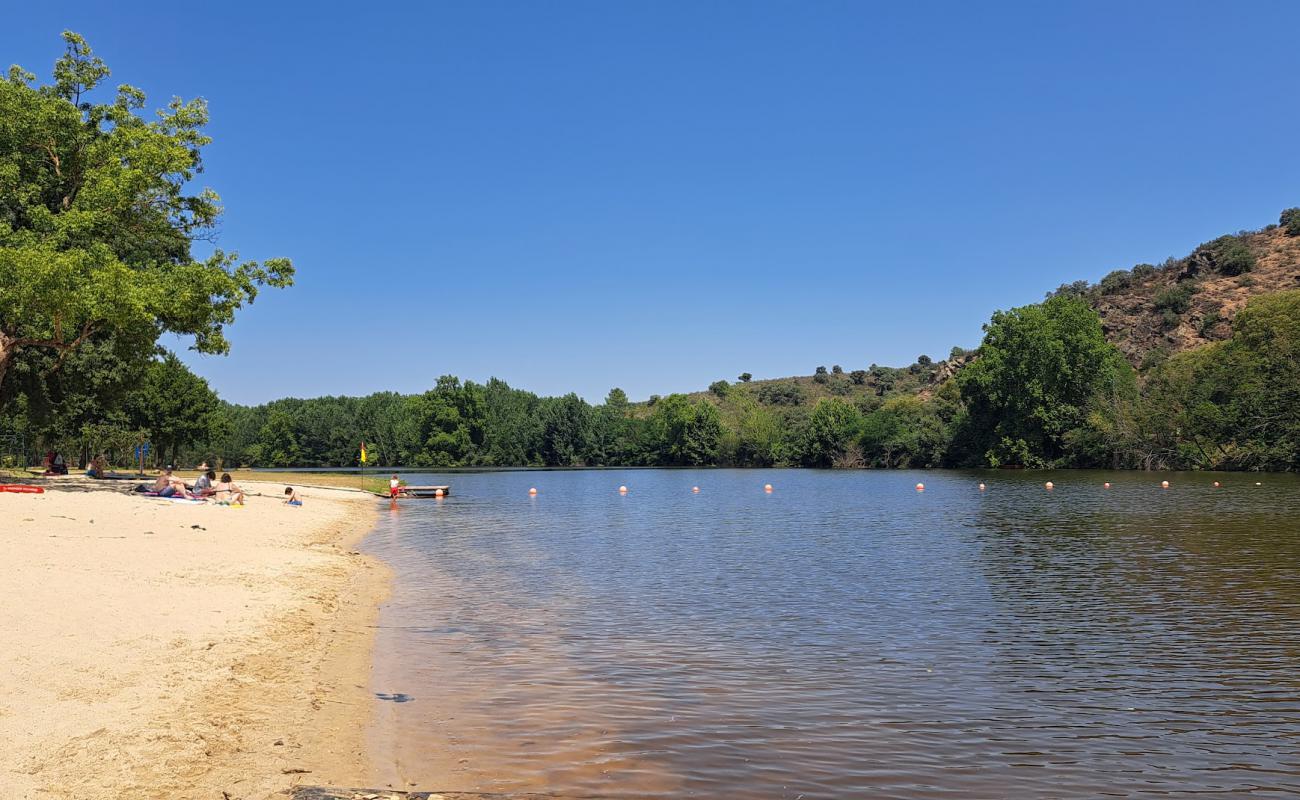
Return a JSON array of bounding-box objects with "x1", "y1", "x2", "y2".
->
[{"x1": 364, "y1": 468, "x2": 1300, "y2": 798}]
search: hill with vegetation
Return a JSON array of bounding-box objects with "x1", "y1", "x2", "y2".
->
[{"x1": 1058, "y1": 215, "x2": 1300, "y2": 368}]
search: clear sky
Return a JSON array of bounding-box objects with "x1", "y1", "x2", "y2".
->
[{"x1": 5, "y1": 1, "x2": 1299, "y2": 404}]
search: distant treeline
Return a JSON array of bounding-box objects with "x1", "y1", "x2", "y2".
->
[{"x1": 6, "y1": 289, "x2": 1297, "y2": 473}]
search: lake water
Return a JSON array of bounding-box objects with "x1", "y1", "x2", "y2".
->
[{"x1": 361, "y1": 468, "x2": 1300, "y2": 798}]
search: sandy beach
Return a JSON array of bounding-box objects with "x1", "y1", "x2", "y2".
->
[{"x1": 0, "y1": 476, "x2": 388, "y2": 800}]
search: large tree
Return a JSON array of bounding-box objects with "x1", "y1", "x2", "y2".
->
[
  {"x1": 957, "y1": 294, "x2": 1131, "y2": 467},
  {"x1": 0, "y1": 32, "x2": 292, "y2": 397}
]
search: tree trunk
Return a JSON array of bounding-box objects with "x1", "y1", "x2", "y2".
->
[{"x1": 0, "y1": 334, "x2": 14, "y2": 400}]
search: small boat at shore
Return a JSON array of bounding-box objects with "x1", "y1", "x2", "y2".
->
[{"x1": 372, "y1": 484, "x2": 451, "y2": 499}]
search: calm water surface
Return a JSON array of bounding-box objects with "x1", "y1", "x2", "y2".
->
[{"x1": 362, "y1": 469, "x2": 1300, "y2": 798}]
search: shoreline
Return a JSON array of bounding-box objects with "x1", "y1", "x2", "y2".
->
[{"x1": 0, "y1": 477, "x2": 390, "y2": 799}]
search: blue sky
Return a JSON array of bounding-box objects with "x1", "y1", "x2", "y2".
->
[{"x1": 6, "y1": 1, "x2": 1299, "y2": 404}]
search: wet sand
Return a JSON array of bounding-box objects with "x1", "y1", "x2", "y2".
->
[{"x1": 0, "y1": 477, "x2": 388, "y2": 799}]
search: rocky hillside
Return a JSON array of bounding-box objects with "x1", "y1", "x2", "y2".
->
[
  {"x1": 1069, "y1": 213, "x2": 1300, "y2": 368},
  {"x1": 663, "y1": 209, "x2": 1300, "y2": 410}
]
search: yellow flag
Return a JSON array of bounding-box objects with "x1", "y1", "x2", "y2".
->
[{"x1": 360, "y1": 442, "x2": 368, "y2": 464}]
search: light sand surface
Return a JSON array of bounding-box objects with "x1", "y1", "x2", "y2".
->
[{"x1": 0, "y1": 478, "x2": 388, "y2": 799}]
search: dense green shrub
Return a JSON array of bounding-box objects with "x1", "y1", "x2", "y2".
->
[
  {"x1": 1282, "y1": 208, "x2": 1300, "y2": 236},
  {"x1": 758, "y1": 381, "x2": 805, "y2": 406},
  {"x1": 1194, "y1": 235, "x2": 1256, "y2": 276},
  {"x1": 1198, "y1": 310, "x2": 1222, "y2": 338},
  {"x1": 1154, "y1": 282, "x2": 1196, "y2": 314},
  {"x1": 1099, "y1": 269, "x2": 1134, "y2": 294},
  {"x1": 1131, "y1": 263, "x2": 1158, "y2": 280},
  {"x1": 737, "y1": 373, "x2": 752, "y2": 383},
  {"x1": 708, "y1": 380, "x2": 730, "y2": 398}
]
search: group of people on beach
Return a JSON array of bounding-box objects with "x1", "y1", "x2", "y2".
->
[
  {"x1": 149, "y1": 466, "x2": 247, "y2": 504},
  {"x1": 146, "y1": 466, "x2": 303, "y2": 506}
]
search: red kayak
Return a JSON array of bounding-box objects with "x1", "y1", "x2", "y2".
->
[{"x1": 0, "y1": 484, "x2": 45, "y2": 494}]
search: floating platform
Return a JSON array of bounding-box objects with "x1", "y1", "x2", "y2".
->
[{"x1": 371, "y1": 485, "x2": 451, "y2": 499}]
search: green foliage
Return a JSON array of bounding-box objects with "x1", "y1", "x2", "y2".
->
[
  {"x1": 721, "y1": 396, "x2": 780, "y2": 466},
  {"x1": 1098, "y1": 269, "x2": 1133, "y2": 295},
  {"x1": 758, "y1": 381, "x2": 805, "y2": 406},
  {"x1": 1197, "y1": 309, "x2": 1222, "y2": 338},
  {"x1": 797, "y1": 398, "x2": 863, "y2": 467},
  {"x1": 0, "y1": 32, "x2": 293, "y2": 397},
  {"x1": 831, "y1": 365, "x2": 843, "y2": 375},
  {"x1": 860, "y1": 396, "x2": 950, "y2": 468},
  {"x1": 1048, "y1": 280, "x2": 1093, "y2": 300},
  {"x1": 848, "y1": 369, "x2": 868, "y2": 385},
  {"x1": 956, "y1": 294, "x2": 1131, "y2": 467},
  {"x1": 1192, "y1": 235, "x2": 1255, "y2": 276},
  {"x1": 737, "y1": 372, "x2": 752, "y2": 383},
  {"x1": 1280, "y1": 207, "x2": 1300, "y2": 236},
  {"x1": 708, "y1": 379, "x2": 730, "y2": 398},
  {"x1": 538, "y1": 393, "x2": 593, "y2": 466},
  {"x1": 124, "y1": 352, "x2": 221, "y2": 466},
  {"x1": 646, "y1": 394, "x2": 722, "y2": 466},
  {"x1": 1153, "y1": 282, "x2": 1196, "y2": 314}
]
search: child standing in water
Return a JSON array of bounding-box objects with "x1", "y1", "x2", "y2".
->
[
  {"x1": 284, "y1": 487, "x2": 302, "y2": 506},
  {"x1": 389, "y1": 473, "x2": 401, "y2": 498}
]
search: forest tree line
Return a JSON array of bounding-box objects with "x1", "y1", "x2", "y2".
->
[{"x1": 5, "y1": 288, "x2": 1299, "y2": 472}]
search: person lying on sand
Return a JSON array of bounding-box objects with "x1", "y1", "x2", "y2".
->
[
  {"x1": 214, "y1": 473, "x2": 245, "y2": 505},
  {"x1": 284, "y1": 486, "x2": 302, "y2": 506}
]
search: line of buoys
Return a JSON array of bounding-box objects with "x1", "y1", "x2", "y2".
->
[{"x1": 529, "y1": 477, "x2": 1252, "y2": 499}]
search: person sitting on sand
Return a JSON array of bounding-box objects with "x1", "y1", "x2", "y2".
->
[
  {"x1": 284, "y1": 486, "x2": 302, "y2": 506},
  {"x1": 153, "y1": 467, "x2": 191, "y2": 498},
  {"x1": 192, "y1": 469, "x2": 217, "y2": 498},
  {"x1": 214, "y1": 473, "x2": 245, "y2": 505},
  {"x1": 151, "y1": 467, "x2": 173, "y2": 494},
  {"x1": 85, "y1": 454, "x2": 107, "y2": 479}
]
